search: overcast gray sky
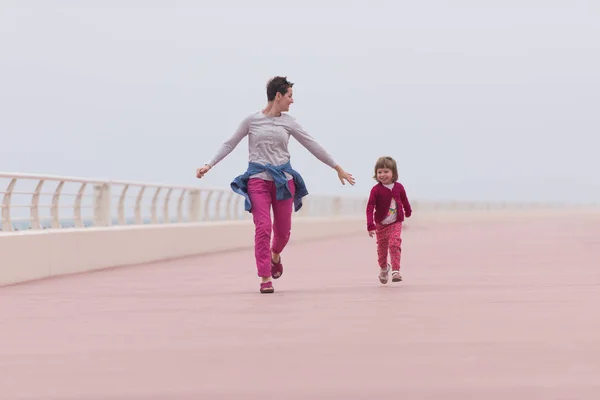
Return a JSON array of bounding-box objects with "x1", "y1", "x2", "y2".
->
[{"x1": 1, "y1": 0, "x2": 598, "y2": 203}]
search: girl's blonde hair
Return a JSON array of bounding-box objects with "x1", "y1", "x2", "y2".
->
[{"x1": 373, "y1": 156, "x2": 398, "y2": 182}]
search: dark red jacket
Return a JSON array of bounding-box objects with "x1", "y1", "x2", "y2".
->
[{"x1": 366, "y1": 182, "x2": 412, "y2": 231}]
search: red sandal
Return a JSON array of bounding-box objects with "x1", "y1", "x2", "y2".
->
[
  {"x1": 271, "y1": 257, "x2": 283, "y2": 279},
  {"x1": 260, "y1": 281, "x2": 274, "y2": 294}
]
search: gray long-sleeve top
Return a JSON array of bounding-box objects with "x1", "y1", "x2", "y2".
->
[{"x1": 206, "y1": 111, "x2": 337, "y2": 181}]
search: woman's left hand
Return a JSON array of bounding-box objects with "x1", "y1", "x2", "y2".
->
[
  {"x1": 196, "y1": 164, "x2": 211, "y2": 178},
  {"x1": 335, "y1": 166, "x2": 355, "y2": 186}
]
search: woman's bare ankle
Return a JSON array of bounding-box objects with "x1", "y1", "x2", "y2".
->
[
  {"x1": 271, "y1": 252, "x2": 281, "y2": 263},
  {"x1": 261, "y1": 276, "x2": 271, "y2": 283}
]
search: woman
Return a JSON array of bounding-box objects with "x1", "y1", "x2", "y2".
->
[{"x1": 196, "y1": 76, "x2": 355, "y2": 294}]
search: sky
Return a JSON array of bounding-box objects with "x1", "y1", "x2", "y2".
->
[{"x1": 1, "y1": 0, "x2": 598, "y2": 204}]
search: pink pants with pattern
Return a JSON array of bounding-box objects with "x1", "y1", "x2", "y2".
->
[
  {"x1": 375, "y1": 222, "x2": 403, "y2": 271},
  {"x1": 248, "y1": 178, "x2": 295, "y2": 278}
]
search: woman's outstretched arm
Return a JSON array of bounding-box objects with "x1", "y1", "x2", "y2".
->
[
  {"x1": 196, "y1": 116, "x2": 250, "y2": 178},
  {"x1": 207, "y1": 116, "x2": 251, "y2": 168},
  {"x1": 288, "y1": 117, "x2": 355, "y2": 185}
]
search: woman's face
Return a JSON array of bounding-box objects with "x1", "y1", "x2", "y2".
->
[{"x1": 277, "y1": 87, "x2": 294, "y2": 112}]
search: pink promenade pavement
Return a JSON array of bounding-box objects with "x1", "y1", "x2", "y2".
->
[{"x1": 1, "y1": 211, "x2": 600, "y2": 399}]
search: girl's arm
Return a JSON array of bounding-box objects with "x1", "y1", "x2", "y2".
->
[
  {"x1": 366, "y1": 187, "x2": 377, "y2": 231},
  {"x1": 400, "y1": 185, "x2": 412, "y2": 218}
]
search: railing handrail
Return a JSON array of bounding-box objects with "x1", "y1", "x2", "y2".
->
[
  {"x1": 0, "y1": 172, "x2": 368, "y2": 199},
  {"x1": 0, "y1": 172, "x2": 225, "y2": 192},
  {"x1": 0, "y1": 172, "x2": 368, "y2": 232},
  {"x1": 3, "y1": 171, "x2": 596, "y2": 233}
]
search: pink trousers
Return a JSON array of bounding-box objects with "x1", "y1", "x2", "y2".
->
[
  {"x1": 375, "y1": 221, "x2": 403, "y2": 271},
  {"x1": 248, "y1": 178, "x2": 295, "y2": 278}
]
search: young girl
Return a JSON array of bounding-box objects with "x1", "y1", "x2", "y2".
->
[{"x1": 366, "y1": 156, "x2": 412, "y2": 284}]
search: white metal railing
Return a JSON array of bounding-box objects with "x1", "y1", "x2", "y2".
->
[
  {"x1": 0, "y1": 173, "x2": 368, "y2": 232},
  {"x1": 2, "y1": 172, "x2": 596, "y2": 233},
  {"x1": 409, "y1": 200, "x2": 597, "y2": 212}
]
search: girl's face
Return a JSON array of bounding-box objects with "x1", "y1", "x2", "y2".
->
[{"x1": 377, "y1": 168, "x2": 393, "y2": 184}]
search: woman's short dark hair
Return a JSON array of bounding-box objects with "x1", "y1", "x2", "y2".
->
[{"x1": 266, "y1": 76, "x2": 294, "y2": 101}]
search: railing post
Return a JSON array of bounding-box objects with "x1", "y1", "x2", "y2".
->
[
  {"x1": 214, "y1": 191, "x2": 224, "y2": 221},
  {"x1": 203, "y1": 191, "x2": 213, "y2": 221},
  {"x1": 134, "y1": 186, "x2": 146, "y2": 225},
  {"x1": 1, "y1": 178, "x2": 17, "y2": 232},
  {"x1": 51, "y1": 181, "x2": 65, "y2": 229},
  {"x1": 332, "y1": 196, "x2": 342, "y2": 216},
  {"x1": 151, "y1": 187, "x2": 161, "y2": 224},
  {"x1": 176, "y1": 190, "x2": 186, "y2": 223},
  {"x1": 188, "y1": 189, "x2": 201, "y2": 222},
  {"x1": 74, "y1": 183, "x2": 87, "y2": 228},
  {"x1": 30, "y1": 180, "x2": 44, "y2": 230},
  {"x1": 93, "y1": 183, "x2": 112, "y2": 227}
]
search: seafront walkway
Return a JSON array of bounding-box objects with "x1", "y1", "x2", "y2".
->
[{"x1": 2, "y1": 208, "x2": 599, "y2": 399}]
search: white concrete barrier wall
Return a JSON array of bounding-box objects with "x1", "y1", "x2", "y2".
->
[
  {"x1": 0, "y1": 216, "x2": 365, "y2": 286},
  {"x1": 4, "y1": 207, "x2": 600, "y2": 286}
]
